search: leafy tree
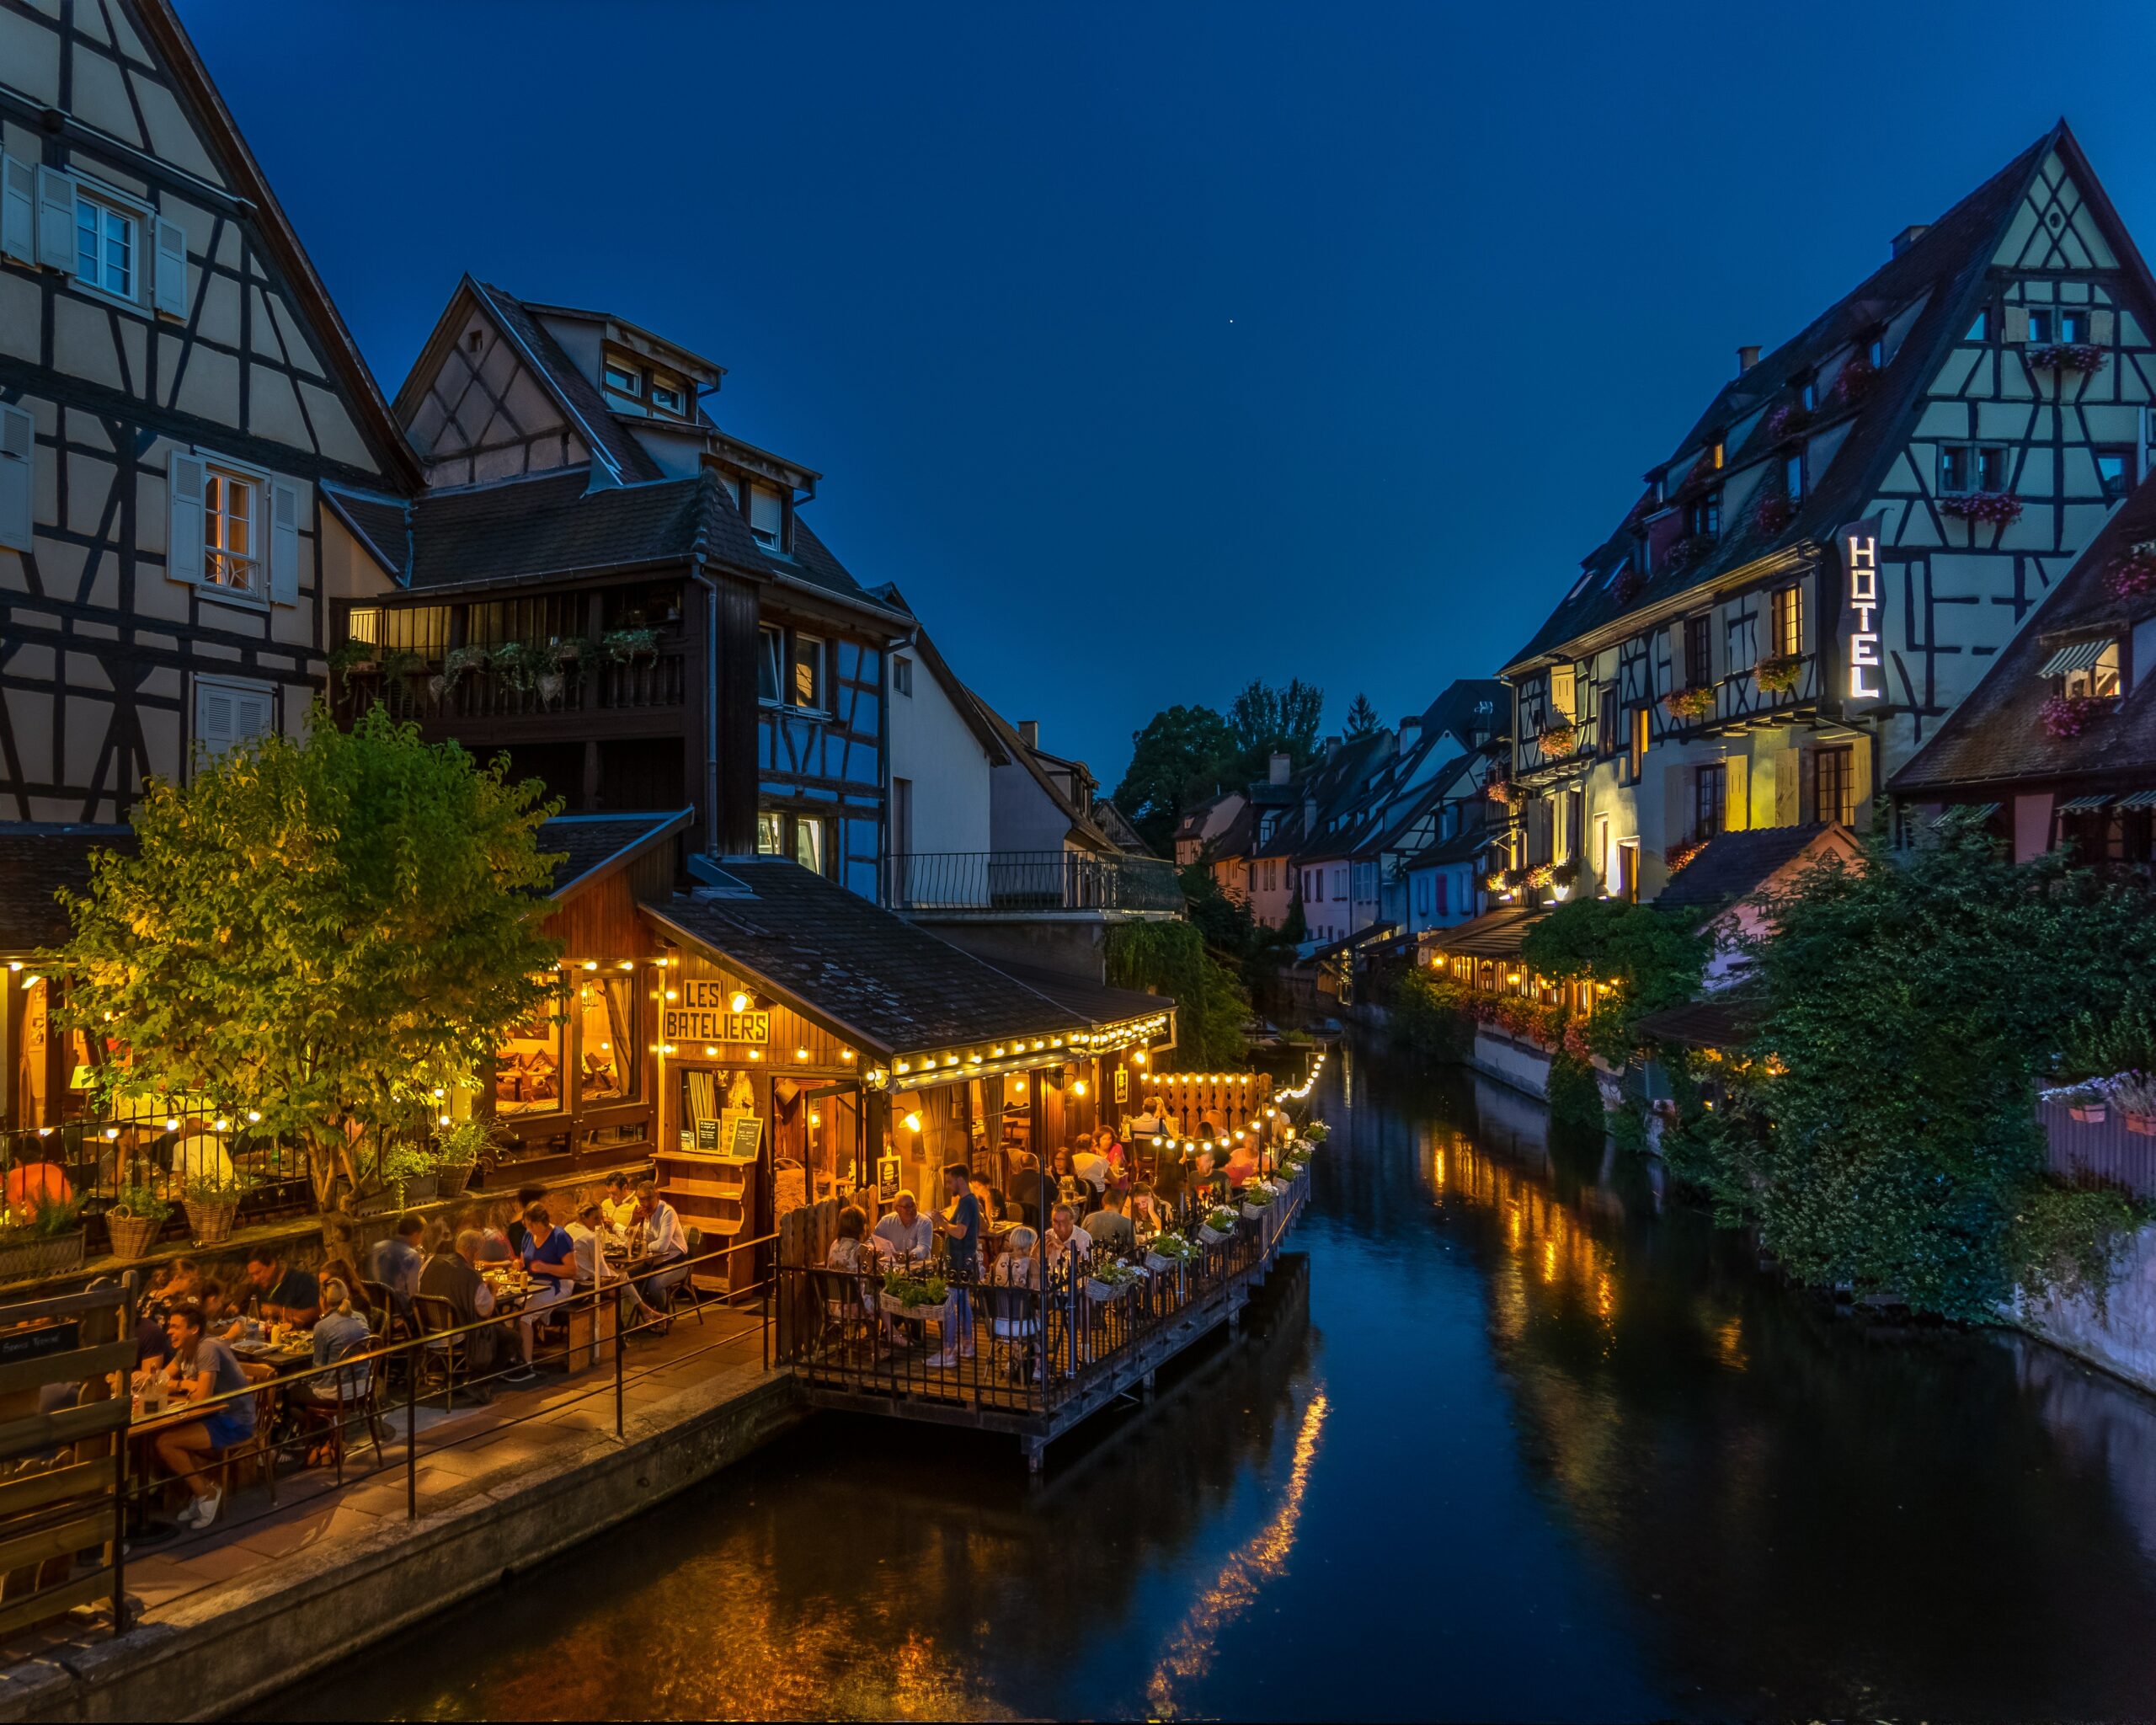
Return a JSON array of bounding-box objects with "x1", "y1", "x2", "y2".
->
[
  {"x1": 51, "y1": 704, "x2": 563, "y2": 1207},
  {"x1": 1344, "y1": 693, "x2": 1380, "y2": 736},
  {"x1": 1228, "y1": 678, "x2": 1324, "y2": 778},
  {"x1": 1667, "y1": 827, "x2": 2153, "y2": 1319},
  {"x1": 1518, "y1": 896, "x2": 1707, "y2": 1061},
  {"x1": 1106, "y1": 920, "x2": 1250, "y2": 1070},
  {"x1": 1113, "y1": 704, "x2": 1235, "y2": 855}
]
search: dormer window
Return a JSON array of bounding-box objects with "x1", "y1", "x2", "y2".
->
[
  {"x1": 602, "y1": 360, "x2": 641, "y2": 398},
  {"x1": 649, "y1": 377, "x2": 686, "y2": 416},
  {"x1": 1967, "y1": 306, "x2": 1993, "y2": 342},
  {"x1": 1866, "y1": 331, "x2": 1886, "y2": 368},
  {"x1": 1710, "y1": 435, "x2": 1726, "y2": 470},
  {"x1": 748, "y1": 485, "x2": 784, "y2": 553},
  {"x1": 1687, "y1": 491, "x2": 1721, "y2": 537},
  {"x1": 1648, "y1": 472, "x2": 1666, "y2": 506},
  {"x1": 2043, "y1": 638, "x2": 2122, "y2": 701},
  {"x1": 1798, "y1": 374, "x2": 1817, "y2": 413},
  {"x1": 1784, "y1": 451, "x2": 1806, "y2": 503}
]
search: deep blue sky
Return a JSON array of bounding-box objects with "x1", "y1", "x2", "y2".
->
[{"x1": 181, "y1": 1, "x2": 2156, "y2": 793}]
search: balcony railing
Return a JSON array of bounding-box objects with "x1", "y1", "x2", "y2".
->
[
  {"x1": 339, "y1": 638, "x2": 687, "y2": 725},
  {"x1": 889, "y1": 850, "x2": 1183, "y2": 916}
]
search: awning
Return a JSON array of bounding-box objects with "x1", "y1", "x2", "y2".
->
[
  {"x1": 2038, "y1": 638, "x2": 2114, "y2": 676},
  {"x1": 1931, "y1": 803, "x2": 1999, "y2": 827},
  {"x1": 2115, "y1": 789, "x2": 2156, "y2": 809},
  {"x1": 1425, "y1": 906, "x2": 1546, "y2": 959},
  {"x1": 2055, "y1": 794, "x2": 2114, "y2": 814}
]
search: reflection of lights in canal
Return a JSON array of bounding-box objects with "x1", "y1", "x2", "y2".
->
[
  {"x1": 1146, "y1": 1391, "x2": 1331, "y2": 1717},
  {"x1": 1433, "y1": 1132, "x2": 1616, "y2": 1327}
]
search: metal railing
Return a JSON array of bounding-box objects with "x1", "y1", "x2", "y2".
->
[
  {"x1": 0, "y1": 1230, "x2": 776, "y2": 1655},
  {"x1": 775, "y1": 1169, "x2": 1308, "y2": 1417},
  {"x1": 889, "y1": 850, "x2": 1183, "y2": 916},
  {"x1": 0, "y1": 1121, "x2": 312, "y2": 1252},
  {"x1": 340, "y1": 638, "x2": 687, "y2": 724}
]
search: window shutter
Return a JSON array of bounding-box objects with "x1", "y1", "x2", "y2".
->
[
  {"x1": 1724, "y1": 756, "x2": 1750, "y2": 834},
  {"x1": 1774, "y1": 751, "x2": 1801, "y2": 826},
  {"x1": 194, "y1": 681, "x2": 234, "y2": 761},
  {"x1": 0, "y1": 156, "x2": 34, "y2": 264},
  {"x1": 268, "y1": 477, "x2": 301, "y2": 605},
  {"x1": 2091, "y1": 307, "x2": 2116, "y2": 346},
  {"x1": 167, "y1": 451, "x2": 206, "y2": 585},
  {"x1": 33, "y1": 166, "x2": 73, "y2": 272},
  {"x1": 2003, "y1": 305, "x2": 2030, "y2": 344},
  {"x1": 0, "y1": 403, "x2": 33, "y2": 553},
  {"x1": 233, "y1": 686, "x2": 274, "y2": 746},
  {"x1": 152, "y1": 216, "x2": 187, "y2": 317}
]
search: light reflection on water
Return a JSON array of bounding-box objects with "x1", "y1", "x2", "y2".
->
[{"x1": 262, "y1": 1048, "x2": 2156, "y2": 1722}]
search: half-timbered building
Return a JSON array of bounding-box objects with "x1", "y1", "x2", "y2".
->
[
  {"x1": 1500, "y1": 123, "x2": 2156, "y2": 908},
  {"x1": 0, "y1": 0, "x2": 421, "y2": 828},
  {"x1": 329, "y1": 278, "x2": 905, "y2": 899}
]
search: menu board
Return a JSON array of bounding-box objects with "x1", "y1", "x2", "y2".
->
[{"x1": 727, "y1": 1114, "x2": 764, "y2": 1160}]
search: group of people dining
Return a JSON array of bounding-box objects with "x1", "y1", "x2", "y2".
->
[
  {"x1": 120, "y1": 1174, "x2": 696, "y2": 1534},
  {"x1": 822, "y1": 1099, "x2": 1301, "y2": 1377}
]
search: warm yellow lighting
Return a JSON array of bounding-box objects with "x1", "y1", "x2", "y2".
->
[
  {"x1": 730, "y1": 991, "x2": 750, "y2": 1013},
  {"x1": 795, "y1": 1048, "x2": 808, "y2": 1062},
  {"x1": 439, "y1": 1114, "x2": 452, "y2": 1126},
  {"x1": 1073, "y1": 1079, "x2": 1087, "y2": 1096},
  {"x1": 213, "y1": 1118, "x2": 229, "y2": 1132},
  {"x1": 20, "y1": 975, "x2": 40, "y2": 989},
  {"x1": 1133, "y1": 1049, "x2": 1147, "y2": 1065},
  {"x1": 706, "y1": 1045, "x2": 718, "y2": 1056},
  {"x1": 903, "y1": 1112, "x2": 922, "y2": 1132},
  {"x1": 664, "y1": 989, "x2": 679, "y2": 1001},
  {"x1": 750, "y1": 1049, "x2": 763, "y2": 1061},
  {"x1": 810, "y1": 1111, "x2": 821, "y2": 1127},
  {"x1": 3, "y1": 961, "x2": 16, "y2": 971},
  {"x1": 618, "y1": 960, "x2": 634, "y2": 970},
  {"x1": 663, "y1": 1044, "x2": 678, "y2": 1055},
  {"x1": 841, "y1": 1049, "x2": 856, "y2": 1062},
  {"x1": 163, "y1": 1119, "x2": 179, "y2": 1132},
  {"x1": 103, "y1": 1127, "x2": 119, "y2": 1140},
  {"x1": 582, "y1": 960, "x2": 597, "y2": 971},
  {"x1": 247, "y1": 1110, "x2": 261, "y2": 1124},
  {"x1": 895, "y1": 1060, "x2": 910, "y2": 1074}
]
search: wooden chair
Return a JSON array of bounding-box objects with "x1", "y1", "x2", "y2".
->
[
  {"x1": 412, "y1": 1293, "x2": 479, "y2": 1408},
  {"x1": 807, "y1": 1268, "x2": 876, "y2": 1364},
  {"x1": 975, "y1": 1283, "x2": 1041, "y2": 1386},
  {"x1": 654, "y1": 1228, "x2": 708, "y2": 1328}
]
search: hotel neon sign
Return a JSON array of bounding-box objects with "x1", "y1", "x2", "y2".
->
[{"x1": 1844, "y1": 527, "x2": 1882, "y2": 702}]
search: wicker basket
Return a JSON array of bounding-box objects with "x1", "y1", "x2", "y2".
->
[
  {"x1": 104, "y1": 1211, "x2": 165, "y2": 1261},
  {"x1": 436, "y1": 1161, "x2": 476, "y2": 1199},
  {"x1": 1086, "y1": 1275, "x2": 1136, "y2": 1305},
  {"x1": 184, "y1": 1200, "x2": 239, "y2": 1247},
  {"x1": 0, "y1": 1230, "x2": 86, "y2": 1282},
  {"x1": 1145, "y1": 1251, "x2": 1189, "y2": 1275},
  {"x1": 1198, "y1": 1221, "x2": 1235, "y2": 1247},
  {"x1": 878, "y1": 1290, "x2": 947, "y2": 1322}
]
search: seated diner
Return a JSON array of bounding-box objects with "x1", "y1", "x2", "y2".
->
[
  {"x1": 151, "y1": 1301, "x2": 255, "y2": 1530},
  {"x1": 243, "y1": 1247, "x2": 321, "y2": 1328}
]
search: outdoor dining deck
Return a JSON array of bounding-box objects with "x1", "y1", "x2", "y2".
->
[{"x1": 776, "y1": 1168, "x2": 1311, "y2": 1467}]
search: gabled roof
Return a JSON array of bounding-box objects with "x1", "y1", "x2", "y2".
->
[
  {"x1": 1506, "y1": 122, "x2": 2153, "y2": 672},
  {"x1": 1405, "y1": 824, "x2": 1506, "y2": 870},
  {"x1": 1655, "y1": 824, "x2": 1855, "y2": 911},
  {"x1": 539, "y1": 810, "x2": 691, "y2": 900},
  {"x1": 642, "y1": 862, "x2": 1164, "y2": 1062},
  {"x1": 401, "y1": 469, "x2": 715, "y2": 591},
  {"x1": 320, "y1": 484, "x2": 410, "y2": 579},
  {"x1": 140, "y1": 3, "x2": 422, "y2": 490},
  {"x1": 0, "y1": 824, "x2": 136, "y2": 950},
  {"x1": 969, "y1": 693, "x2": 1113, "y2": 851},
  {"x1": 1892, "y1": 468, "x2": 2156, "y2": 793},
  {"x1": 872, "y1": 590, "x2": 1009, "y2": 766},
  {"x1": 1274, "y1": 732, "x2": 1398, "y2": 860}
]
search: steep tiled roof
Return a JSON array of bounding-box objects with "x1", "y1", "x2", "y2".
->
[
  {"x1": 404, "y1": 471, "x2": 711, "y2": 590},
  {"x1": 471, "y1": 282, "x2": 665, "y2": 484},
  {"x1": 642, "y1": 862, "x2": 1129, "y2": 1059},
  {"x1": 1655, "y1": 824, "x2": 1840, "y2": 911},
  {"x1": 1406, "y1": 825, "x2": 1505, "y2": 870},
  {"x1": 0, "y1": 825, "x2": 136, "y2": 950},
  {"x1": 321, "y1": 484, "x2": 410, "y2": 579},
  {"x1": 537, "y1": 811, "x2": 691, "y2": 900},
  {"x1": 1506, "y1": 126, "x2": 2070, "y2": 671},
  {"x1": 1892, "y1": 469, "x2": 2156, "y2": 793},
  {"x1": 985, "y1": 961, "x2": 1171, "y2": 1028}
]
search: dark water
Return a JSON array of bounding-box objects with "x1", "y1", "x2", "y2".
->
[{"x1": 264, "y1": 1048, "x2": 2156, "y2": 1721}]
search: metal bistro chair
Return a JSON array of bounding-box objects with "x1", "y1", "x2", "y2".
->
[
  {"x1": 654, "y1": 1227, "x2": 710, "y2": 1328},
  {"x1": 808, "y1": 1266, "x2": 878, "y2": 1366},
  {"x1": 412, "y1": 1293, "x2": 479, "y2": 1409},
  {"x1": 291, "y1": 1343, "x2": 388, "y2": 1472},
  {"x1": 974, "y1": 1282, "x2": 1042, "y2": 1388}
]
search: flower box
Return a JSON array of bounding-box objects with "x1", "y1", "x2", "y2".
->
[
  {"x1": 0, "y1": 1229, "x2": 85, "y2": 1282},
  {"x1": 1086, "y1": 1274, "x2": 1138, "y2": 1305},
  {"x1": 1663, "y1": 686, "x2": 1716, "y2": 724},
  {"x1": 1145, "y1": 1251, "x2": 1186, "y2": 1275},
  {"x1": 1939, "y1": 491, "x2": 2023, "y2": 526},
  {"x1": 2025, "y1": 343, "x2": 2106, "y2": 375},
  {"x1": 1538, "y1": 724, "x2": 1580, "y2": 758},
  {"x1": 1750, "y1": 493, "x2": 1796, "y2": 536},
  {"x1": 1198, "y1": 1220, "x2": 1237, "y2": 1247},
  {"x1": 436, "y1": 1161, "x2": 476, "y2": 1200},
  {"x1": 2125, "y1": 1111, "x2": 2156, "y2": 1137},
  {"x1": 2105, "y1": 545, "x2": 2156, "y2": 604},
  {"x1": 2067, "y1": 1102, "x2": 2107, "y2": 1125},
  {"x1": 1753, "y1": 654, "x2": 1802, "y2": 695},
  {"x1": 1664, "y1": 534, "x2": 1715, "y2": 572},
  {"x1": 1612, "y1": 569, "x2": 1643, "y2": 606},
  {"x1": 879, "y1": 1289, "x2": 948, "y2": 1321},
  {"x1": 2039, "y1": 692, "x2": 2110, "y2": 740},
  {"x1": 1764, "y1": 403, "x2": 1812, "y2": 441}
]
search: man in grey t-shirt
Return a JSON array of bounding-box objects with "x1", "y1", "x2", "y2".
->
[{"x1": 1081, "y1": 1187, "x2": 1135, "y2": 1256}]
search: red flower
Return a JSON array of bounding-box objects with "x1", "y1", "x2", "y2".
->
[
  {"x1": 1939, "y1": 491, "x2": 2023, "y2": 526},
  {"x1": 2105, "y1": 546, "x2": 2156, "y2": 604}
]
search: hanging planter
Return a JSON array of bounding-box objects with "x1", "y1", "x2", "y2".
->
[
  {"x1": 1831, "y1": 355, "x2": 1878, "y2": 403},
  {"x1": 2039, "y1": 692, "x2": 2109, "y2": 740},
  {"x1": 1484, "y1": 776, "x2": 1515, "y2": 805},
  {"x1": 1663, "y1": 686, "x2": 1716, "y2": 724},
  {"x1": 1764, "y1": 403, "x2": 1812, "y2": 441},
  {"x1": 1665, "y1": 839, "x2": 1705, "y2": 874},
  {"x1": 1665, "y1": 533, "x2": 1715, "y2": 572},
  {"x1": 2105, "y1": 543, "x2": 2156, "y2": 604},
  {"x1": 1753, "y1": 654, "x2": 1802, "y2": 695},
  {"x1": 1612, "y1": 569, "x2": 1644, "y2": 606},
  {"x1": 1939, "y1": 491, "x2": 2024, "y2": 526},
  {"x1": 2025, "y1": 343, "x2": 2106, "y2": 376},
  {"x1": 1519, "y1": 862, "x2": 1556, "y2": 890},
  {"x1": 1538, "y1": 722, "x2": 1581, "y2": 758}
]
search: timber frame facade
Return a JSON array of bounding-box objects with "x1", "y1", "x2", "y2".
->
[
  {"x1": 1501, "y1": 124, "x2": 2156, "y2": 908},
  {"x1": 0, "y1": 0, "x2": 420, "y2": 826}
]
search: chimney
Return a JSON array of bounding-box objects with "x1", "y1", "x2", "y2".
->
[
  {"x1": 1268, "y1": 751, "x2": 1291, "y2": 784},
  {"x1": 1891, "y1": 223, "x2": 1929, "y2": 258},
  {"x1": 1398, "y1": 715, "x2": 1422, "y2": 748},
  {"x1": 1018, "y1": 718, "x2": 1038, "y2": 750},
  {"x1": 1736, "y1": 344, "x2": 1761, "y2": 375}
]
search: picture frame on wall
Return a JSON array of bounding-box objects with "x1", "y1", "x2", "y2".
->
[{"x1": 878, "y1": 1153, "x2": 901, "y2": 1203}]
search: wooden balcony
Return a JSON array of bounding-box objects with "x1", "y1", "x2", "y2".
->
[{"x1": 336, "y1": 637, "x2": 689, "y2": 744}]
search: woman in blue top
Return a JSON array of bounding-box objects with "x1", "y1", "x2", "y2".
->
[
  {"x1": 512, "y1": 1201, "x2": 579, "y2": 1383},
  {"x1": 156, "y1": 1302, "x2": 255, "y2": 1530}
]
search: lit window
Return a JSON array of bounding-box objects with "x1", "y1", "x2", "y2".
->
[
  {"x1": 1771, "y1": 585, "x2": 1803, "y2": 658},
  {"x1": 892, "y1": 655, "x2": 914, "y2": 697},
  {"x1": 2065, "y1": 643, "x2": 2123, "y2": 702},
  {"x1": 1628, "y1": 707, "x2": 1649, "y2": 780},
  {"x1": 756, "y1": 810, "x2": 784, "y2": 854},
  {"x1": 791, "y1": 633, "x2": 824, "y2": 709},
  {"x1": 794, "y1": 814, "x2": 826, "y2": 875},
  {"x1": 602, "y1": 360, "x2": 641, "y2": 398},
  {"x1": 73, "y1": 192, "x2": 135, "y2": 300},
  {"x1": 204, "y1": 465, "x2": 258, "y2": 591},
  {"x1": 575, "y1": 974, "x2": 638, "y2": 1103},
  {"x1": 494, "y1": 985, "x2": 564, "y2": 1117},
  {"x1": 1710, "y1": 435, "x2": 1725, "y2": 469},
  {"x1": 757, "y1": 624, "x2": 783, "y2": 703}
]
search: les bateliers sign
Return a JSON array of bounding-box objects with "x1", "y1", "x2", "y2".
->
[{"x1": 663, "y1": 979, "x2": 770, "y2": 1047}]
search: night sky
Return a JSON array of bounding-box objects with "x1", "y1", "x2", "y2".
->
[{"x1": 179, "y1": 0, "x2": 2156, "y2": 792}]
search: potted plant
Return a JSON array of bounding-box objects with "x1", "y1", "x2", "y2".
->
[
  {"x1": 0, "y1": 1195, "x2": 85, "y2": 1281},
  {"x1": 104, "y1": 1182, "x2": 171, "y2": 1261},
  {"x1": 1305, "y1": 1122, "x2": 1329, "y2": 1144},
  {"x1": 327, "y1": 638, "x2": 378, "y2": 677},
  {"x1": 1665, "y1": 533, "x2": 1715, "y2": 571},
  {"x1": 2025, "y1": 343, "x2": 2106, "y2": 376},
  {"x1": 1550, "y1": 860, "x2": 1581, "y2": 891},
  {"x1": 1539, "y1": 722, "x2": 1581, "y2": 758},
  {"x1": 1145, "y1": 1231, "x2": 1198, "y2": 1274},
  {"x1": 1764, "y1": 403, "x2": 1811, "y2": 441},
  {"x1": 1831, "y1": 355, "x2": 1878, "y2": 403},
  {"x1": 488, "y1": 640, "x2": 542, "y2": 695},
  {"x1": 1521, "y1": 862, "x2": 1556, "y2": 890},
  {"x1": 183, "y1": 1170, "x2": 250, "y2": 1246},
  {"x1": 1750, "y1": 492, "x2": 1796, "y2": 536},
  {"x1": 379, "y1": 646, "x2": 424, "y2": 689},
  {"x1": 878, "y1": 1269, "x2": 948, "y2": 1319},
  {"x1": 2039, "y1": 692, "x2": 2109, "y2": 740},
  {"x1": 376, "y1": 1142, "x2": 438, "y2": 1212},
  {"x1": 601, "y1": 626, "x2": 660, "y2": 665},
  {"x1": 2062, "y1": 1085, "x2": 2108, "y2": 1125},
  {"x1": 2112, "y1": 1074, "x2": 2156, "y2": 1136},
  {"x1": 2105, "y1": 542, "x2": 2156, "y2": 603},
  {"x1": 435, "y1": 1118, "x2": 488, "y2": 1200},
  {"x1": 1198, "y1": 1205, "x2": 1241, "y2": 1247},
  {"x1": 1664, "y1": 685, "x2": 1716, "y2": 723},
  {"x1": 1239, "y1": 1178, "x2": 1280, "y2": 1221},
  {"x1": 1086, "y1": 1258, "x2": 1142, "y2": 1305},
  {"x1": 1939, "y1": 491, "x2": 2024, "y2": 526},
  {"x1": 1754, "y1": 654, "x2": 1803, "y2": 695}
]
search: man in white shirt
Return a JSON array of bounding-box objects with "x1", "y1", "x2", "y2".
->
[
  {"x1": 631, "y1": 1179, "x2": 689, "y2": 1313},
  {"x1": 872, "y1": 1190, "x2": 935, "y2": 1266},
  {"x1": 1043, "y1": 1203, "x2": 1092, "y2": 1274}
]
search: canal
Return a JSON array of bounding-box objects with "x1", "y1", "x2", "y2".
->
[{"x1": 263, "y1": 1046, "x2": 2156, "y2": 1721}]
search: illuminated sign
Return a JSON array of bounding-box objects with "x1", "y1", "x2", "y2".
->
[
  {"x1": 663, "y1": 979, "x2": 770, "y2": 1047},
  {"x1": 1844, "y1": 528, "x2": 1882, "y2": 702}
]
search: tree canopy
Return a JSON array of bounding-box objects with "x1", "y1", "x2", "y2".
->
[
  {"x1": 1344, "y1": 693, "x2": 1380, "y2": 736},
  {"x1": 1665, "y1": 829, "x2": 2153, "y2": 1318},
  {"x1": 1518, "y1": 896, "x2": 1707, "y2": 1061},
  {"x1": 1113, "y1": 703, "x2": 1235, "y2": 855},
  {"x1": 51, "y1": 705, "x2": 564, "y2": 1204},
  {"x1": 1228, "y1": 678, "x2": 1323, "y2": 776}
]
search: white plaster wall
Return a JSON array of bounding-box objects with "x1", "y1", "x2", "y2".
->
[
  {"x1": 889, "y1": 658, "x2": 992, "y2": 857},
  {"x1": 2015, "y1": 1222, "x2": 2156, "y2": 1398}
]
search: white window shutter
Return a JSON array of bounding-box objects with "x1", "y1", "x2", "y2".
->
[
  {"x1": 0, "y1": 403, "x2": 33, "y2": 553},
  {"x1": 0, "y1": 156, "x2": 35, "y2": 264},
  {"x1": 167, "y1": 451, "x2": 206, "y2": 585},
  {"x1": 33, "y1": 166, "x2": 73, "y2": 272},
  {"x1": 233, "y1": 686, "x2": 273, "y2": 746},
  {"x1": 194, "y1": 681, "x2": 234, "y2": 761},
  {"x1": 152, "y1": 217, "x2": 187, "y2": 317},
  {"x1": 268, "y1": 477, "x2": 300, "y2": 605}
]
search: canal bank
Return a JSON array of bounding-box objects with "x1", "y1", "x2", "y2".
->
[{"x1": 259, "y1": 1044, "x2": 2156, "y2": 1722}]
